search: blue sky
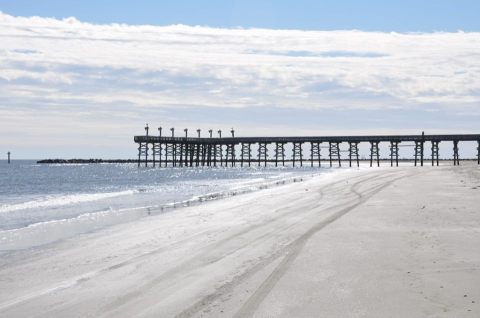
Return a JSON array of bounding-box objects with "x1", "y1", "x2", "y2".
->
[
  {"x1": 0, "y1": 1, "x2": 479, "y2": 159},
  {"x1": 1, "y1": 0, "x2": 479, "y2": 32}
]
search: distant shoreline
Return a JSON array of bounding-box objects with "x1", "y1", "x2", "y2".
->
[
  {"x1": 36, "y1": 159, "x2": 138, "y2": 164},
  {"x1": 36, "y1": 158, "x2": 479, "y2": 164}
]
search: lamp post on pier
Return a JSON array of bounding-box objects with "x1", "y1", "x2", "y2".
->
[
  {"x1": 184, "y1": 128, "x2": 188, "y2": 138},
  {"x1": 7, "y1": 151, "x2": 10, "y2": 164},
  {"x1": 170, "y1": 128, "x2": 175, "y2": 137},
  {"x1": 218, "y1": 130, "x2": 222, "y2": 138},
  {"x1": 197, "y1": 129, "x2": 201, "y2": 138},
  {"x1": 142, "y1": 124, "x2": 149, "y2": 167},
  {"x1": 231, "y1": 128, "x2": 235, "y2": 138},
  {"x1": 156, "y1": 127, "x2": 162, "y2": 167},
  {"x1": 209, "y1": 130, "x2": 213, "y2": 138}
]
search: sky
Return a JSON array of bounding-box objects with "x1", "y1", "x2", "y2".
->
[{"x1": 0, "y1": 0, "x2": 479, "y2": 159}]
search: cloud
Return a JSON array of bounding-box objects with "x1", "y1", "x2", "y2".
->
[
  {"x1": 0, "y1": 12, "x2": 479, "y2": 157},
  {"x1": 1, "y1": 11, "x2": 479, "y2": 110}
]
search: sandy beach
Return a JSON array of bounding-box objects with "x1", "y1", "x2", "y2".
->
[{"x1": 0, "y1": 165, "x2": 479, "y2": 317}]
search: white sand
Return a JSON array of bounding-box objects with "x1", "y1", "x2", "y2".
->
[{"x1": 0, "y1": 165, "x2": 479, "y2": 317}]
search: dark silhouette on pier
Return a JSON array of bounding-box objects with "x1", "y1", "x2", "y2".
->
[
  {"x1": 135, "y1": 125, "x2": 480, "y2": 168},
  {"x1": 37, "y1": 159, "x2": 138, "y2": 164}
]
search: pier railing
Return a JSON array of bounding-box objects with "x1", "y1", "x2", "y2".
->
[{"x1": 134, "y1": 131, "x2": 480, "y2": 168}]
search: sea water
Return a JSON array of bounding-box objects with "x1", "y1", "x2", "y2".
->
[{"x1": 0, "y1": 160, "x2": 327, "y2": 251}]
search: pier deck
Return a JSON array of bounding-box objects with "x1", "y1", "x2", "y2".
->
[{"x1": 134, "y1": 131, "x2": 480, "y2": 168}]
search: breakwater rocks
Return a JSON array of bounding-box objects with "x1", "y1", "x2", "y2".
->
[{"x1": 37, "y1": 159, "x2": 138, "y2": 164}]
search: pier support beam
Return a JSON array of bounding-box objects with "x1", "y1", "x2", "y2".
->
[
  {"x1": 165, "y1": 143, "x2": 175, "y2": 167},
  {"x1": 212, "y1": 143, "x2": 216, "y2": 167},
  {"x1": 201, "y1": 143, "x2": 207, "y2": 166},
  {"x1": 226, "y1": 144, "x2": 236, "y2": 167},
  {"x1": 292, "y1": 142, "x2": 303, "y2": 167},
  {"x1": 138, "y1": 124, "x2": 150, "y2": 167},
  {"x1": 348, "y1": 142, "x2": 359, "y2": 167},
  {"x1": 431, "y1": 141, "x2": 440, "y2": 166},
  {"x1": 329, "y1": 142, "x2": 341, "y2": 167},
  {"x1": 151, "y1": 142, "x2": 155, "y2": 168},
  {"x1": 176, "y1": 143, "x2": 184, "y2": 167},
  {"x1": 414, "y1": 141, "x2": 425, "y2": 166},
  {"x1": 204, "y1": 144, "x2": 209, "y2": 166},
  {"x1": 206, "y1": 144, "x2": 213, "y2": 167},
  {"x1": 369, "y1": 141, "x2": 380, "y2": 167},
  {"x1": 477, "y1": 140, "x2": 480, "y2": 165},
  {"x1": 453, "y1": 141, "x2": 460, "y2": 166},
  {"x1": 138, "y1": 142, "x2": 149, "y2": 167},
  {"x1": 181, "y1": 143, "x2": 187, "y2": 167},
  {"x1": 389, "y1": 141, "x2": 400, "y2": 167},
  {"x1": 310, "y1": 142, "x2": 321, "y2": 167},
  {"x1": 275, "y1": 143, "x2": 286, "y2": 167},
  {"x1": 258, "y1": 142, "x2": 269, "y2": 167},
  {"x1": 202, "y1": 143, "x2": 207, "y2": 166},
  {"x1": 185, "y1": 143, "x2": 191, "y2": 167},
  {"x1": 152, "y1": 142, "x2": 162, "y2": 167},
  {"x1": 189, "y1": 144, "x2": 194, "y2": 167},
  {"x1": 194, "y1": 143, "x2": 201, "y2": 167},
  {"x1": 189, "y1": 143, "x2": 195, "y2": 167},
  {"x1": 184, "y1": 143, "x2": 190, "y2": 167},
  {"x1": 215, "y1": 144, "x2": 223, "y2": 167},
  {"x1": 241, "y1": 143, "x2": 252, "y2": 167},
  {"x1": 174, "y1": 143, "x2": 178, "y2": 167}
]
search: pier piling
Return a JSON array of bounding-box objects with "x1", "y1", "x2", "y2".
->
[
  {"x1": 478, "y1": 140, "x2": 480, "y2": 165},
  {"x1": 292, "y1": 142, "x2": 303, "y2": 167},
  {"x1": 431, "y1": 141, "x2": 440, "y2": 166},
  {"x1": 329, "y1": 142, "x2": 341, "y2": 167},
  {"x1": 311, "y1": 142, "x2": 322, "y2": 167},
  {"x1": 369, "y1": 141, "x2": 380, "y2": 167},
  {"x1": 241, "y1": 143, "x2": 251, "y2": 167},
  {"x1": 258, "y1": 142, "x2": 268, "y2": 167},
  {"x1": 453, "y1": 141, "x2": 460, "y2": 166},
  {"x1": 275, "y1": 142, "x2": 286, "y2": 167},
  {"x1": 349, "y1": 142, "x2": 359, "y2": 167},
  {"x1": 390, "y1": 141, "x2": 400, "y2": 167},
  {"x1": 226, "y1": 144, "x2": 235, "y2": 167},
  {"x1": 414, "y1": 140, "x2": 425, "y2": 167}
]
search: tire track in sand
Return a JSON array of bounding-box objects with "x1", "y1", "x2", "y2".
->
[
  {"x1": 174, "y1": 170, "x2": 413, "y2": 318},
  {"x1": 232, "y1": 169, "x2": 415, "y2": 318}
]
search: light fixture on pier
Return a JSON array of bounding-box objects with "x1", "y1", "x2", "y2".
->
[
  {"x1": 218, "y1": 130, "x2": 222, "y2": 138},
  {"x1": 170, "y1": 127, "x2": 174, "y2": 137},
  {"x1": 158, "y1": 127, "x2": 162, "y2": 137},
  {"x1": 197, "y1": 129, "x2": 201, "y2": 138},
  {"x1": 184, "y1": 128, "x2": 188, "y2": 138},
  {"x1": 209, "y1": 129, "x2": 213, "y2": 138},
  {"x1": 230, "y1": 128, "x2": 235, "y2": 138},
  {"x1": 145, "y1": 123, "x2": 149, "y2": 136}
]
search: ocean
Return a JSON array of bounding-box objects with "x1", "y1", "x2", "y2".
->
[{"x1": 0, "y1": 160, "x2": 328, "y2": 252}]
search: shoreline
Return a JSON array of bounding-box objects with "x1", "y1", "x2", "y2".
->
[
  {"x1": 0, "y1": 168, "x2": 339, "y2": 252},
  {"x1": 0, "y1": 165, "x2": 479, "y2": 317}
]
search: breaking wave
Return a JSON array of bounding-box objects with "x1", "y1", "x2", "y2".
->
[{"x1": 0, "y1": 190, "x2": 138, "y2": 214}]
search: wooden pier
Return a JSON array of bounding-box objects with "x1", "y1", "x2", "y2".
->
[{"x1": 134, "y1": 126, "x2": 480, "y2": 168}]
